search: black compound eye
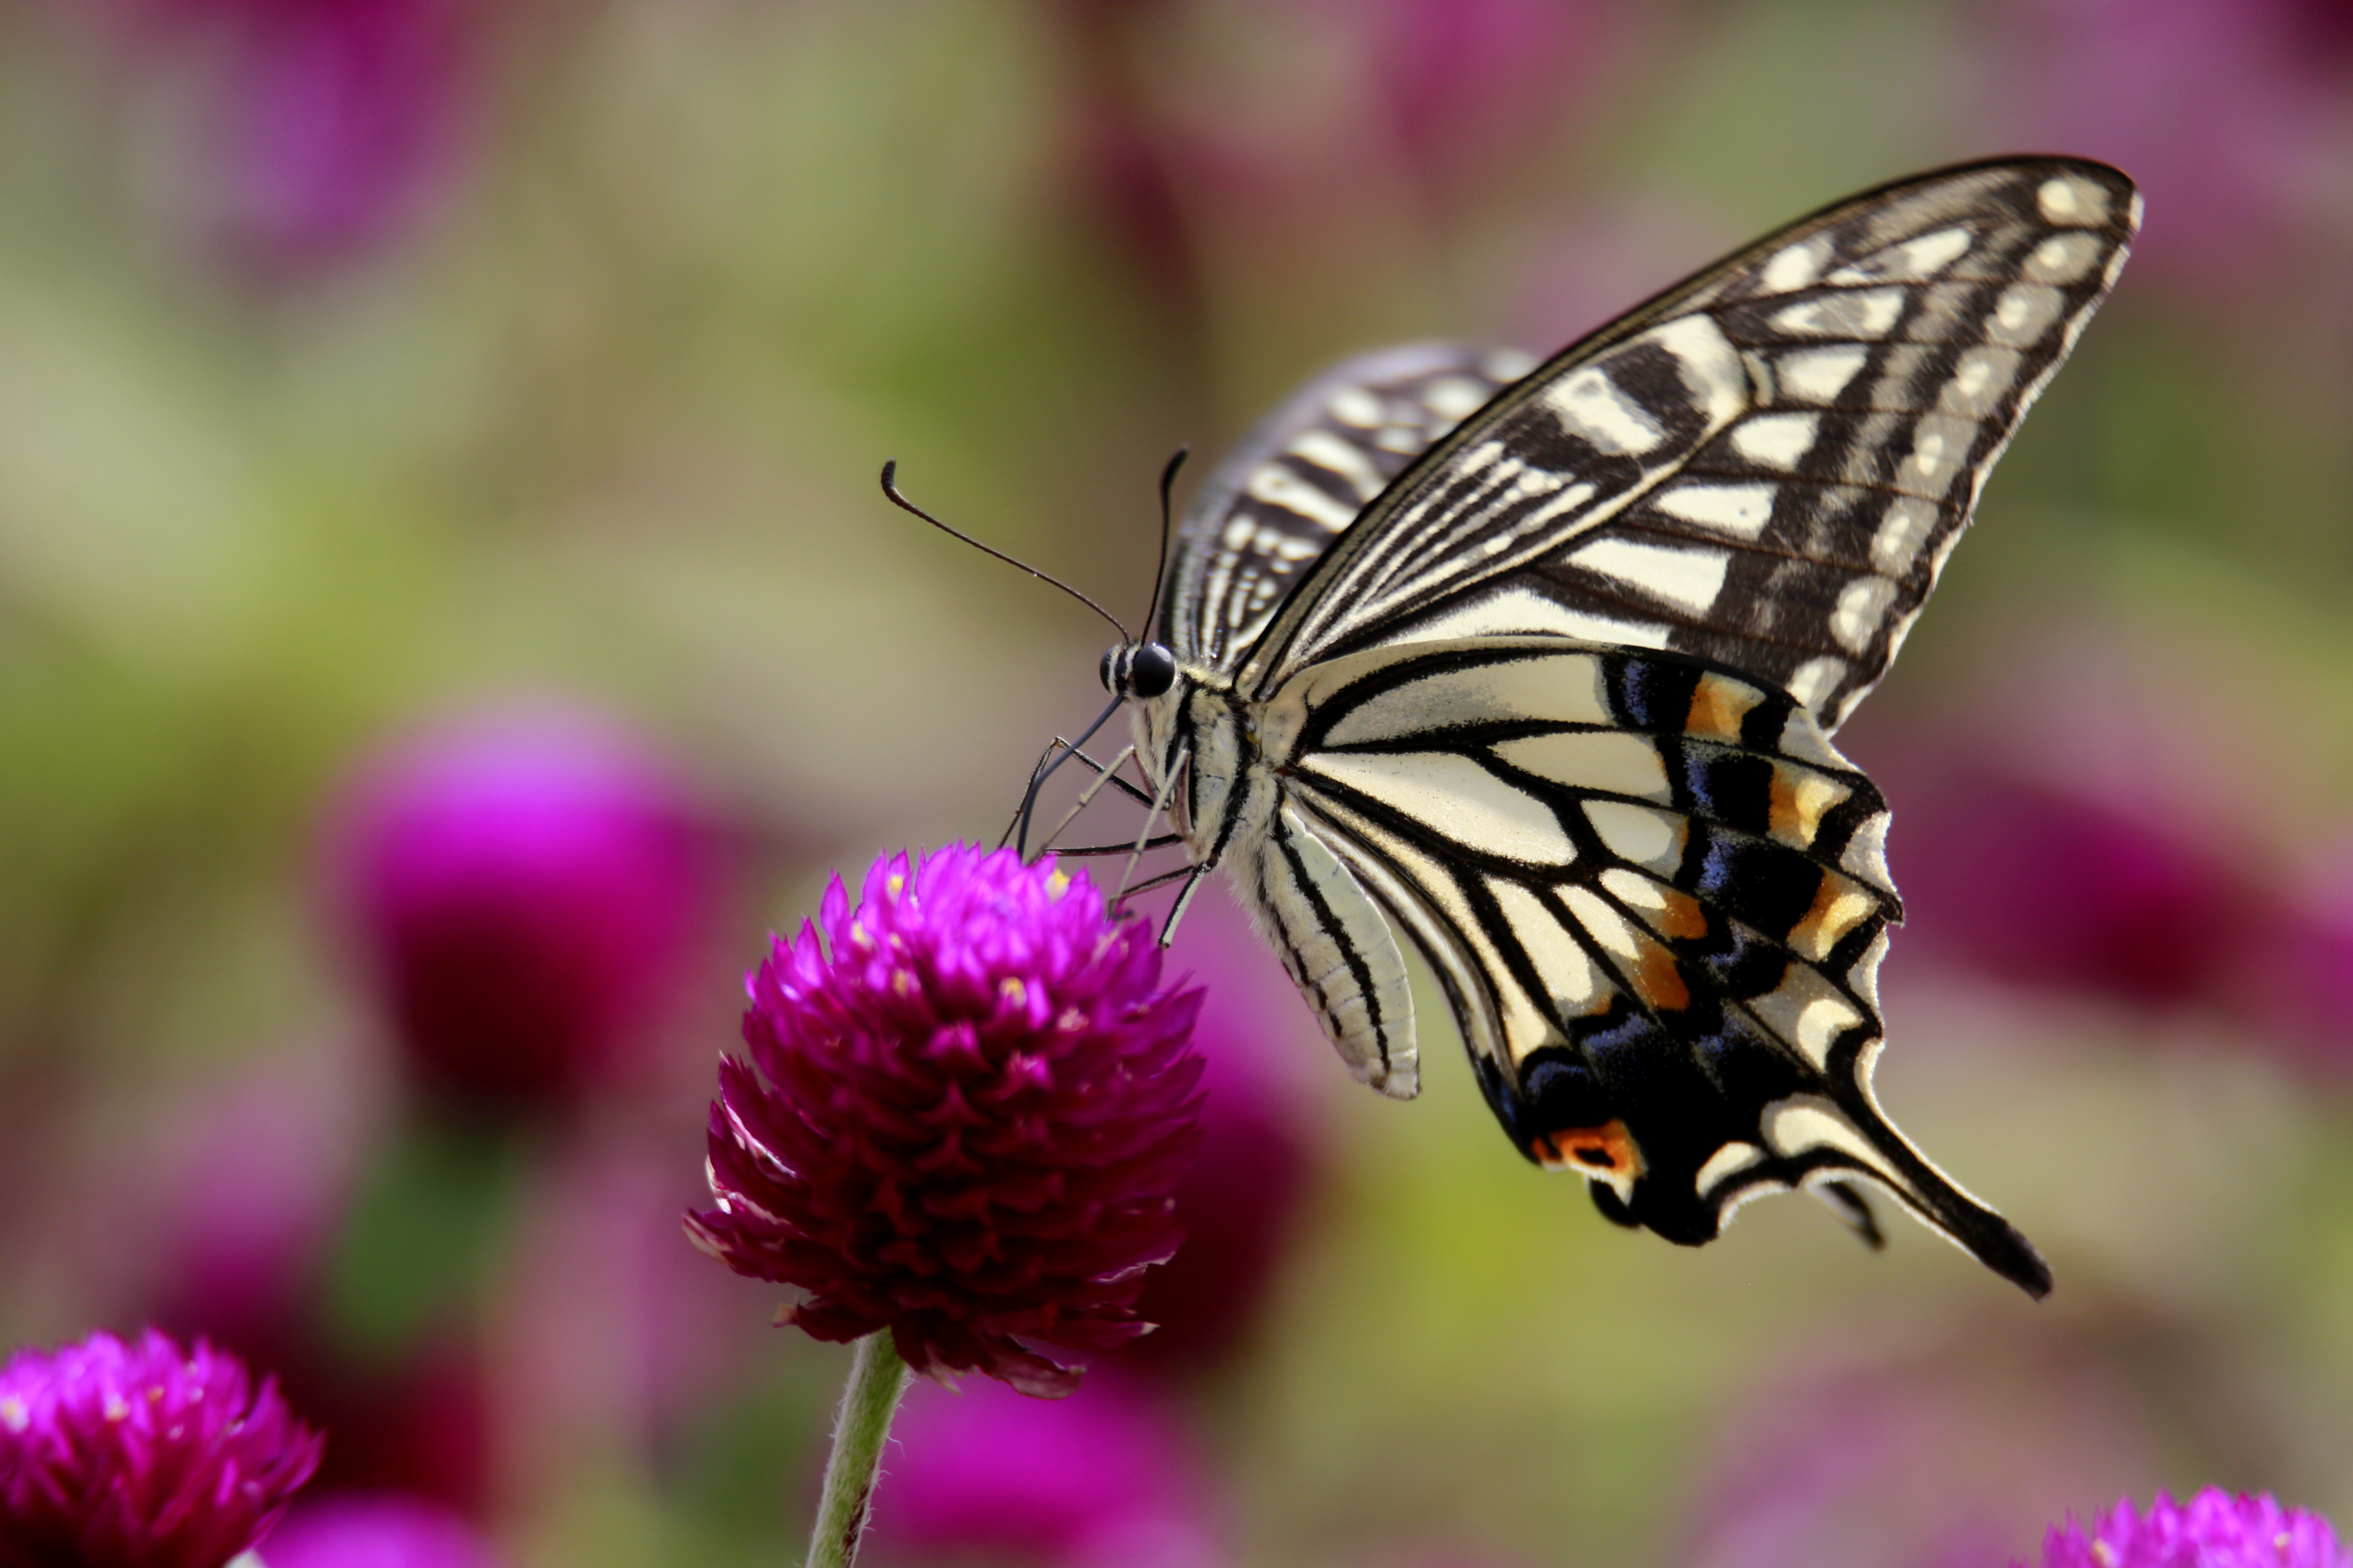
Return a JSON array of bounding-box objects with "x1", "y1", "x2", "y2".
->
[
  {"x1": 1129, "y1": 643, "x2": 1178, "y2": 698},
  {"x1": 1099, "y1": 647, "x2": 1119, "y2": 693}
]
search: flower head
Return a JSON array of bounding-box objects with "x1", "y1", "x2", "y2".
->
[
  {"x1": 260, "y1": 1493, "x2": 502, "y2": 1568},
  {"x1": 2027, "y1": 1490, "x2": 2351, "y2": 1568},
  {"x1": 329, "y1": 709, "x2": 720, "y2": 1113},
  {"x1": 0, "y1": 1328, "x2": 323, "y2": 1568},
  {"x1": 686, "y1": 844, "x2": 1206, "y2": 1396}
]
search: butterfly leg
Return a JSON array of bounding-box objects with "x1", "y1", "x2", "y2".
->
[
  {"x1": 998, "y1": 735, "x2": 1157, "y2": 849},
  {"x1": 1154, "y1": 862, "x2": 1215, "y2": 948},
  {"x1": 1113, "y1": 743, "x2": 1187, "y2": 908},
  {"x1": 1036, "y1": 744, "x2": 1141, "y2": 856}
]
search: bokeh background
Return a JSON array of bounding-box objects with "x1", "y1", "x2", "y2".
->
[{"x1": 3, "y1": 1, "x2": 2351, "y2": 1564}]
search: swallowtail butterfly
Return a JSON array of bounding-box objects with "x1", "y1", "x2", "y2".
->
[{"x1": 1083, "y1": 158, "x2": 2137, "y2": 1296}]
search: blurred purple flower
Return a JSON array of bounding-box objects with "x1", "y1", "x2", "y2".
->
[
  {"x1": 861, "y1": 1376, "x2": 1221, "y2": 1568},
  {"x1": 2025, "y1": 1489, "x2": 2351, "y2": 1568},
  {"x1": 1353, "y1": 0, "x2": 1603, "y2": 202},
  {"x1": 329, "y1": 709, "x2": 721, "y2": 1114},
  {"x1": 1673, "y1": 1332, "x2": 2156, "y2": 1568},
  {"x1": 1991, "y1": 0, "x2": 2353, "y2": 281},
  {"x1": 0, "y1": 1328, "x2": 322, "y2": 1568},
  {"x1": 686, "y1": 844, "x2": 1206, "y2": 1397},
  {"x1": 1120, "y1": 896, "x2": 1322, "y2": 1378},
  {"x1": 1894, "y1": 762, "x2": 2255, "y2": 1008},
  {"x1": 261, "y1": 1493, "x2": 502, "y2": 1568},
  {"x1": 113, "y1": 0, "x2": 478, "y2": 272}
]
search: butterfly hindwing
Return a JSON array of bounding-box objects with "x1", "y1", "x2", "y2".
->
[
  {"x1": 1236, "y1": 158, "x2": 2138, "y2": 732},
  {"x1": 1250, "y1": 635, "x2": 2047, "y2": 1293}
]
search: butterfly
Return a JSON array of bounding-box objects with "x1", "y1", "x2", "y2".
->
[{"x1": 1059, "y1": 157, "x2": 2135, "y2": 1297}]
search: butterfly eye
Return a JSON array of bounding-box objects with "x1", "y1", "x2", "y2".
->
[
  {"x1": 1099, "y1": 648, "x2": 1119, "y2": 693},
  {"x1": 1129, "y1": 643, "x2": 1177, "y2": 698}
]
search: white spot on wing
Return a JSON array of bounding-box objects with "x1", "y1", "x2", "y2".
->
[
  {"x1": 1302, "y1": 751, "x2": 1579, "y2": 865},
  {"x1": 1288, "y1": 430, "x2": 1389, "y2": 501},
  {"x1": 1328, "y1": 386, "x2": 1383, "y2": 427},
  {"x1": 1567, "y1": 537, "x2": 1731, "y2": 615},
  {"x1": 1761, "y1": 237, "x2": 1829, "y2": 292},
  {"x1": 1246, "y1": 465, "x2": 1358, "y2": 531},
  {"x1": 1778, "y1": 346, "x2": 1869, "y2": 404},
  {"x1": 1730, "y1": 412, "x2": 1820, "y2": 470},
  {"x1": 1989, "y1": 282, "x2": 2063, "y2": 346},
  {"x1": 1543, "y1": 366, "x2": 1665, "y2": 455},
  {"x1": 2037, "y1": 174, "x2": 2110, "y2": 226},
  {"x1": 1763, "y1": 1096, "x2": 1887, "y2": 1173},
  {"x1": 1769, "y1": 288, "x2": 1904, "y2": 338},
  {"x1": 2026, "y1": 233, "x2": 2100, "y2": 283},
  {"x1": 1562, "y1": 885, "x2": 1641, "y2": 960},
  {"x1": 1583, "y1": 799, "x2": 1681, "y2": 871},
  {"x1": 1488, "y1": 881, "x2": 1598, "y2": 1019},
  {"x1": 1390, "y1": 586, "x2": 1671, "y2": 650},
  {"x1": 1696, "y1": 1141, "x2": 1767, "y2": 1195},
  {"x1": 1426, "y1": 376, "x2": 1491, "y2": 421},
  {"x1": 1653, "y1": 482, "x2": 1777, "y2": 540},
  {"x1": 1785, "y1": 655, "x2": 1846, "y2": 711},
  {"x1": 1314, "y1": 650, "x2": 1612, "y2": 747},
  {"x1": 1941, "y1": 346, "x2": 2019, "y2": 416},
  {"x1": 1831, "y1": 575, "x2": 1898, "y2": 653},
  {"x1": 1869, "y1": 496, "x2": 1937, "y2": 574},
  {"x1": 1495, "y1": 730, "x2": 1671, "y2": 801}
]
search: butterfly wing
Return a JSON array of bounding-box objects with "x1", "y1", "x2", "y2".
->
[
  {"x1": 1155, "y1": 343, "x2": 1535, "y2": 667},
  {"x1": 1259, "y1": 635, "x2": 2048, "y2": 1294},
  {"x1": 1236, "y1": 157, "x2": 2138, "y2": 732}
]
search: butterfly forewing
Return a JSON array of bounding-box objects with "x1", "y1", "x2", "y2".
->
[
  {"x1": 1158, "y1": 343, "x2": 1534, "y2": 667},
  {"x1": 1235, "y1": 158, "x2": 2138, "y2": 731}
]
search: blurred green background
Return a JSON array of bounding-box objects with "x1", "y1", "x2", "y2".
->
[{"x1": 2, "y1": 1, "x2": 2351, "y2": 1564}]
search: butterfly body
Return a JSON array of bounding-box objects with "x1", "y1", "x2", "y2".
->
[{"x1": 1088, "y1": 158, "x2": 2140, "y2": 1297}]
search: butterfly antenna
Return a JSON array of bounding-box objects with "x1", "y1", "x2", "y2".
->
[
  {"x1": 881, "y1": 461, "x2": 1130, "y2": 642},
  {"x1": 1139, "y1": 446, "x2": 1187, "y2": 642}
]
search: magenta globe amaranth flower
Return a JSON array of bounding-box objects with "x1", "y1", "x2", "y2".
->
[
  {"x1": 686, "y1": 844, "x2": 1206, "y2": 1396},
  {"x1": 0, "y1": 1328, "x2": 322, "y2": 1568},
  {"x1": 2026, "y1": 1489, "x2": 2351, "y2": 1568},
  {"x1": 260, "y1": 1494, "x2": 502, "y2": 1568},
  {"x1": 330, "y1": 709, "x2": 720, "y2": 1112}
]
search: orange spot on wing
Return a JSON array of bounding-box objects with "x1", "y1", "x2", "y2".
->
[
  {"x1": 1629, "y1": 939, "x2": 1692, "y2": 1011},
  {"x1": 1653, "y1": 886, "x2": 1708, "y2": 941},
  {"x1": 1768, "y1": 765, "x2": 1847, "y2": 847},
  {"x1": 1533, "y1": 1119, "x2": 1646, "y2": 1179},
  {"x1": 1686, "y1": 673, "x2": 1761, "y2": 740},
  {"x1": 1790, "y1": 871, "x2": 1875, "y2": 961}
]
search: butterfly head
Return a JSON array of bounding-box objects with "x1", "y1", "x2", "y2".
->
[{"x1": 1100, "y1": 641, "x2": 1178, "y2": 700}]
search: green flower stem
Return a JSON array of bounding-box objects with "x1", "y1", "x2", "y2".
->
[{"x1": 804, "y1": 1331, "x2": 914, "y2": 1568}]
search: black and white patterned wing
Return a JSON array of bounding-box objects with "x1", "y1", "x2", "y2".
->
[
  {"x1": 1155, "y1": 343, "x2": 1534, "y2": 668},
  {"x1": 1262, "y1": 636, "x2": 2048, "y2": 1293},
  {"x1": 1237, "y1": 158, "x2": 2138, "y2": 732}
]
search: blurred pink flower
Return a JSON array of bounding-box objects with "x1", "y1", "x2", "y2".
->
[
  {"x1": 1350, "y1": 0, "x2": 1604, "y2": 203},
  {"x1": 111, "y1": 0, "x2": 479, "y2": 273},
  {"x1": 1893, "y1": 762, "x2": 2255, "y2": 1008},
  {"x1": 1990, "y1": 0, "x2": 2353, "y2": 282},
  {"x1": 1672, "y1": 1331, "x2": 2157, "y2": 1568},
  {"x1": 1118, "y1": 896, "x2": 1323, "y2": 1378},
  {"x1": 328, "y1": 708, "x2": 722, "y2": 1115},
  {"x1": 262, "y1": 1493, "x2": 504, "y2": 1568},
  {"x1": 1880, "y1": 744, "x2": 2353, "y2": 1071},
  {"x1": 861, "y1": 1376, "x2": 1222, "y2": 1568},
  {"x1": 2025, "y1": 1489, "x2": 2351, "y2": 1568}
]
